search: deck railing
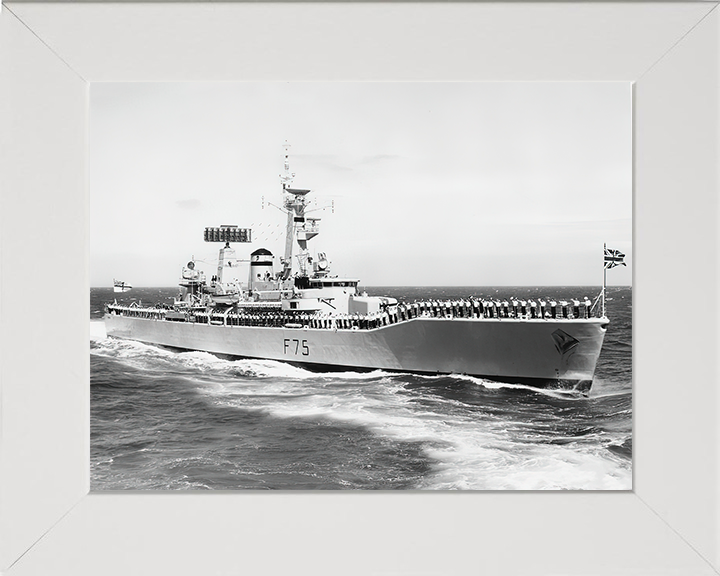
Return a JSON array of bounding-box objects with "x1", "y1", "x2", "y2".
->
[{"x1": 106, "y1": 297, "x2": 596, "y2": 331}]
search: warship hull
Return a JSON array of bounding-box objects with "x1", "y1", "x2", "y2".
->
[{"x1": 104, "y1": 314, "x2": 607, "y2": 391}]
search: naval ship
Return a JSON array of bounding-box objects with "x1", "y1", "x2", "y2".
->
[{"x1": 105, "y1": 148, "x2": 611, "y2": 393}]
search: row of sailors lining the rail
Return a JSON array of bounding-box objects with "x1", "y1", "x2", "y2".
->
[
  {"x1": 195, "y1": 311, "x2": 401, "y2": 330},
  {"x1": 397, "y1": 298, "x2": 594, "y2": 320},
  {"x1": 107, "y1": 305, "x2": 167, "y2": 319},
  {"x1": 203, "y1": 296, "x2": 595, "y2": 329},
  {"x1": 215, "y1": 298, "x2": 596, "y2": 326},
  {"x1": 201, "y1": 312, "x2": 302, "y2": 327},
  {"x1": 197, "y1": 296, "x2": 595, "y2": 330},
  {"x1": 107, "y1": 296, "x2": 596, "y2": 327}
]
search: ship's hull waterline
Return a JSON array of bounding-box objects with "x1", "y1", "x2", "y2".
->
[{"x1": 104, "y1": 315, "x2": 607, "y2": 392}]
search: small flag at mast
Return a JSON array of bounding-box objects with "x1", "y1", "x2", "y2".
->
[{"x1": 604, "y1": 247, "x2": 626, "y2": 269}]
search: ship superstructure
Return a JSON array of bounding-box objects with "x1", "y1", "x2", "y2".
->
[{"x1": 105, "y1": 146, "x2": 612, "y2": 393}]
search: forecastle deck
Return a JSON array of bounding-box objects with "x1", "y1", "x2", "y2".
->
[{"x1": 105, "y1": 297, "x2": 607, "y2": 392}]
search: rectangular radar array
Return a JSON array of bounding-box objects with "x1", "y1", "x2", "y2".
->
[{"x1": 204, "y1": 226, "x2": 252, "y2": 243}]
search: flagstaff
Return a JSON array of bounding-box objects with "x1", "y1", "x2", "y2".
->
[
  {"x1": 603, "y1": 244, "x2": 626, "y2": 319},
  {"x1": 602, "y1": 243, "x2": 607, "y2": 318}
]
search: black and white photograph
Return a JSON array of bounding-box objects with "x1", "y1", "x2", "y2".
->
[{"x1": 89, "y1": 82, "x2": 632, "y2": 491}]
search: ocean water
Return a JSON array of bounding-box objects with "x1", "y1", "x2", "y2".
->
[{"x1": 90, "y1": 285, "x2": 632, "y2": 490}]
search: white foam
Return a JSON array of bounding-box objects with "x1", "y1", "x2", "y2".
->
[
  {"x1": 210, "y1": 374, "x2": 631, "y2": 490},
  {"x1": 393, "y1": 371, "x2": 587, "y2": 400},
  {"x1": 419, "y1": 440, "x2": 632, "y2": 490},
  {"x1": 92, "y1": 335, "x2": 631, "y2": 490},
  {"x1": 449, "y1": 374, "x2": 586, "y2": 399}
]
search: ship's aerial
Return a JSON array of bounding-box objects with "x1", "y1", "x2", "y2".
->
[{"x1": 105, "y1": 145, "x2": 622, "y2": 393}]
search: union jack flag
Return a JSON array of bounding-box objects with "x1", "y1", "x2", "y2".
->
[{"x1": 604, "y1": 247, "x2": 626, "y2": 269}]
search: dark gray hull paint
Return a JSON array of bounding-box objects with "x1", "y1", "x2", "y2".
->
[{"x1": 105, "y1": 314, "x2": 607, "y2": 391}]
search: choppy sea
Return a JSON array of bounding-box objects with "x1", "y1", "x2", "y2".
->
[{"x1": 90, "y1": 285, "x2": 632, "y2": 490}]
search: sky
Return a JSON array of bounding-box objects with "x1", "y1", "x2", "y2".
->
[{"x1": 90, "y1": 82, "x2": 632, "y2": 287}]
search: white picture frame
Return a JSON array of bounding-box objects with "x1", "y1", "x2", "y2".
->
[{"x1": 0, "y1": 2, "x2": 718, "y2": 575}]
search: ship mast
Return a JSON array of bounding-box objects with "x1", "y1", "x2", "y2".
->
[
  {"x1": 280, "y1": 143, "x2": 296, "y2": 280},
  {"x1": 279, "y1": 143, "x2": 319, "y2": 280}
]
